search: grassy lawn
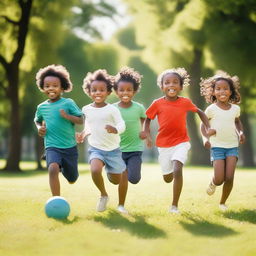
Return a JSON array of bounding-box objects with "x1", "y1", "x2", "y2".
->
[{"x1": 0, "y1": 161, "x2": 255, "y2": 256}]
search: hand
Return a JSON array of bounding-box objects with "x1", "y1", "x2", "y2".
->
[
  {"x1": 60, "y1": 109, "x2": 69, "y2": 120},
  {"x1": 76, "y1": 132, "x2": 85, "y2": 143},
  {"x1": 204, "y1": 140, "x2": 211, "y2": 150},
  {"x1": 38, "y1": 121, "x2": 46, "y2": 137},
  {"x1": 206, "y1": 128, "x2": 216, "y2": 137},
  {"x1": 239, "y1": 133, "x2": 245, "y2": 144},
  {"x1": 139, "y1": 131, "x2": 147, "y2": 140},
  {"x1": 146, "y1": 135, "x2": 153, "y2": 148},
  {"x1": 105, "y1": 125, "x2": 117, "y2": 134}
]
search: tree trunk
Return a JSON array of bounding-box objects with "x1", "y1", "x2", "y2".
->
[
  {"x1": 1, "y1": 0, "x2": 33, "y2": 171},
  {"x1": 187, "y1": 48, "x2": 209, "y2": 165},
  {"x1": 4, "y1": 67, "x2": 21, "y2": 171},
  {"x1": 240, "y1": 113, "x2": 255, "y2": 167},
  {"x1": 35, "y1": 135, "x2": 45, "y2": 170}
]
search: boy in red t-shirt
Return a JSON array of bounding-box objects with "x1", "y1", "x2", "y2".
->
[{"x1": 144, "y1": 67, "x2": 215, "y2": 214}]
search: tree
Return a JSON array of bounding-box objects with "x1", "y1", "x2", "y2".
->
[
  {"x1": 0, "y1": 0, "x2": 33, "y2": 171},
  {"x1": 0, "y1": 0, "x2": 118, "y2": 171}
]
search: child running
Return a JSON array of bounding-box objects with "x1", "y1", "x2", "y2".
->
[
  {"x1": 34, "y1": 64, "x2": 83, "y2": 196},
  {"x1": 77, "y1": 69, "x2": 126, "y2": 212},
  {"x1": 200, "y1": 71, "x2": 245, "y2": 211},
  {"x1": 144, "y1": 67, "x2": 214, "y2": 214},
  {"x1": 113, "y1": 66, "x2": 150, "y2": 214}
]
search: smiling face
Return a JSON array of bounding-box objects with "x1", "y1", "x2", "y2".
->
[
  {"x1": 43, "y1": 76, "x2": 63, "y2": 102},
  {"x1": 116, "y1": 81, "x2": 135, "y2": 105},
  {"x1": 213, "y1": 79, "x2": 232, "y2": 104},
  {"x1": 89, "y1": 80, "x2": 110, "y2": 107},
  {"x1": 161, "y1": 73, "x2": 182, "y2": 100}
]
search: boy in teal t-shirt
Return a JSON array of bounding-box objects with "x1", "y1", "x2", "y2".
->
[
  {"x1": 113, "y1": 66, "x2": 151, "y2": 214},
  {"x1": 34, "y1": 65, "x2": 83, "y2": 196}
]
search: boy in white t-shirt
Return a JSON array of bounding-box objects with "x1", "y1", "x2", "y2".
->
[
  {"x1": 76, "y1": 69, "x2": 126, "y2": 212},
  {"x1": 200, "y1": 71, "x2": 245, "y2": 211}
]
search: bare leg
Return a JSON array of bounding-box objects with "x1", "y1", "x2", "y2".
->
[
  {"x1": 118, "y1": 170, "x2": 128, "y2": 206},
  {"x1": 220, "y1": 156, "x2": 237, "y2": 205},
  {"x1": 90, "y1": 159, "x2": 108, "y2": 196},
  {"x1": 171, "y1": 160, "x2": 183, "y2": 207},
  {"x1": 212, "y1": 160, "x2": 225, "y2": 185},
  {"x1": 48, "y1": 163, "x2": 60, "y2": 196},
  {"x1": 107, "y1": 173, "x2": 122, "y2": 185}
]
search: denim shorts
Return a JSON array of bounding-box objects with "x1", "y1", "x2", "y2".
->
[
  {"x1": 46, "y1": 146, "x2": 79, "y2": 183},
  {"x1": 88, "y1": 146, "x2": 126, "y2": 174},
  {"x1": 211, "y1": 147, "x2": 239, "y2": 161}
]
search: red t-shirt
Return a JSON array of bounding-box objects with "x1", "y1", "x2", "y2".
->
[{"x1": 146, "y1": 97, "x2": 198, "y2": 147}]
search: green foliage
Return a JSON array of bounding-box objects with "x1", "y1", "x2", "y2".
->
[{"x1": 116, "y1": 26, "x2": 143, "y2": 50}]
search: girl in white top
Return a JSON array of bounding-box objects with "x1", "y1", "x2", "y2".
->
[
  {"x1": 200, "y1": 71, "x2": 245, "y2": 211},
  {"x1": 77, "y1": 69, "x2": 126, "y2": 212}
]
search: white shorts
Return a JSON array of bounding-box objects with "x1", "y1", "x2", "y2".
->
[{"x1": 158, "y1": 142, "x2": 191, "y2": 175}]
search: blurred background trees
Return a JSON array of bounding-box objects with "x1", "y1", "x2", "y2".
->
[{"x1": 0, "y1": 0, "x2": 255, "y2": 171}]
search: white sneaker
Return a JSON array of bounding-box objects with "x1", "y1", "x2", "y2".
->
[
  {"x1": 219, "y1": 204, "x2": 228, "y2": 211},
  {"x1": 96, "y1": 196, "x2": 109, "y2": 212},
  {"x1": 169, "y1": 205, "x2": 180, "y2": 214},
  {"x1": 117, "y1": 205, "x2": 128, "y2": 214},
  {"x1": 206, "y1": 182, "x2": 216, "y2": 195}
]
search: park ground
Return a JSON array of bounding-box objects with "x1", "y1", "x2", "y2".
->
[{"x1": 0, "y1": 161, "x2": 255, "y2": 256}]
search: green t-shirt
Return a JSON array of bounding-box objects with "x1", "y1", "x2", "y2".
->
[
  {"x1": 34, "y1": 97, "x2": 82, "y2": 149},
  {"x1": 114, "y1": 101, "x2": 146, "y2": 152}
]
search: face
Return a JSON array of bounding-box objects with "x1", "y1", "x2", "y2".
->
[
  {"x1": 161, "y1": 73, "x2": 182, "y2": 100},
  {"x1": 43, "y1": 76, "x2": 63, "y2": 102},
  {"x1": 89, "y1": 80, "x2": 110, "y2": 105},
  {"x1": 213, "y1": 79, "x2": 232, "y2": 103},
  {"x1": 116, "y1": 81, "x2": 135, "y2": 103}
]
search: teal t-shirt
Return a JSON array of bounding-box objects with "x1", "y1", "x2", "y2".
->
[
  {"x1": 114, "y1": 101, "x2": 146, "y2": 152},
  {"x1": 34, "y1": 98, "x2": 82, "y2": 149}
]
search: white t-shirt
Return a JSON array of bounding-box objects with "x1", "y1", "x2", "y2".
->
[
  {"x1": 205, "y1": 103, "x2": 240, "y2": 148},
  {"x1": 82, "y1": 103, "x2": 125, "y2": 151}
]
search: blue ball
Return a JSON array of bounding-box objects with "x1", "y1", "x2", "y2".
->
[{"x1": 45, "y1": 196, "x2": 70, "y2": 219}]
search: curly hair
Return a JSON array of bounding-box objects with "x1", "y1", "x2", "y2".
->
[
  {"x1": 113, "y1": 66, "x2": 142, "y2": 91},
  {"x1": 36, "y1": 64, "x2": 73, "y2": 92},
  {"x1": 200, "y1": 71, "x2": 241, "y2": 104},
  {"x1": 157, "y1": 67, "x2": 190, "y2": 88},
  {"x1": 82, "y1": 69, "x2": 114, "y2": 95}
]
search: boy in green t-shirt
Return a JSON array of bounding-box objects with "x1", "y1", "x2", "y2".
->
[
  {"x1": 113, "y1": 66, "x2": 151, "y2": 214},
  {"x1": 34, "y1": 64, "x2": 83, "y2": 196}
]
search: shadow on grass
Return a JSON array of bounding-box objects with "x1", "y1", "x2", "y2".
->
[
  {"x1": 53, "y1": 216, "x2": 81, "y2": 224},
  {"x1": 222, "y1": 209, "x2": 256, "y2": 224},
  {"x1": 180, "y1": 213, "x2": 239, "y2": 237},
  {"x1": 93, "y1": 210, "x2": 166, "y2": 239}
]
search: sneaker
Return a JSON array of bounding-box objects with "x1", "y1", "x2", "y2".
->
[
  {"x1": 219, "y1": 204, "x2": 228, "y2": 211},
  {"x1": 96, "y1": 196, "x2": 109, "y2": 212},
  {"x1": 206, "y1": 181, "x2": 216, "y2": 195},
  {"x1": 117, "y1": 205, "x2": 128, "y2": 214},
  {"x1": 169, "y1": 205, "x2": 180, "y2": 214}
]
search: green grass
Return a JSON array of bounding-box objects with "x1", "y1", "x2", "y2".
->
[{"x1": 0, "y1": 161, "x2": 256, "y2": 256}]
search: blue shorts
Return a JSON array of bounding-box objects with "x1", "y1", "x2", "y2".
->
[
  {"x1": 88, "y1": 146, "x2": 126, "y2": 174},
  {"x1": 46, "y1": 146, "x2": 79, "y2": 183},
  {"x1": 211, "y1": 147, "x2": 239, "y2": 161},
  {"x1": 122, "y1": 151, "x2": 142, "y2": 184}
]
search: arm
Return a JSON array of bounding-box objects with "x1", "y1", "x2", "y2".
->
[
  {"x1": 196, "y1": 108, "x2": 216, "y2": 137},
  {"x1": 60, "y1": 109, "x2": 84, "y2": 124},
  {"x1": 35, "y1": 120, "x2": 46, "y2": 137},
  {"x1": 105, "y1": 107, "x2": 126, "y2": 134},
  {"x1": 235, "y1": 117, "x2": 245, "y2": 144},
  {"x1": 139, "y1": 118, "x2": 147, "y2": 140},
  {"x1": 143, "y1": 117, "x2": 153, "y2": 148}
]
